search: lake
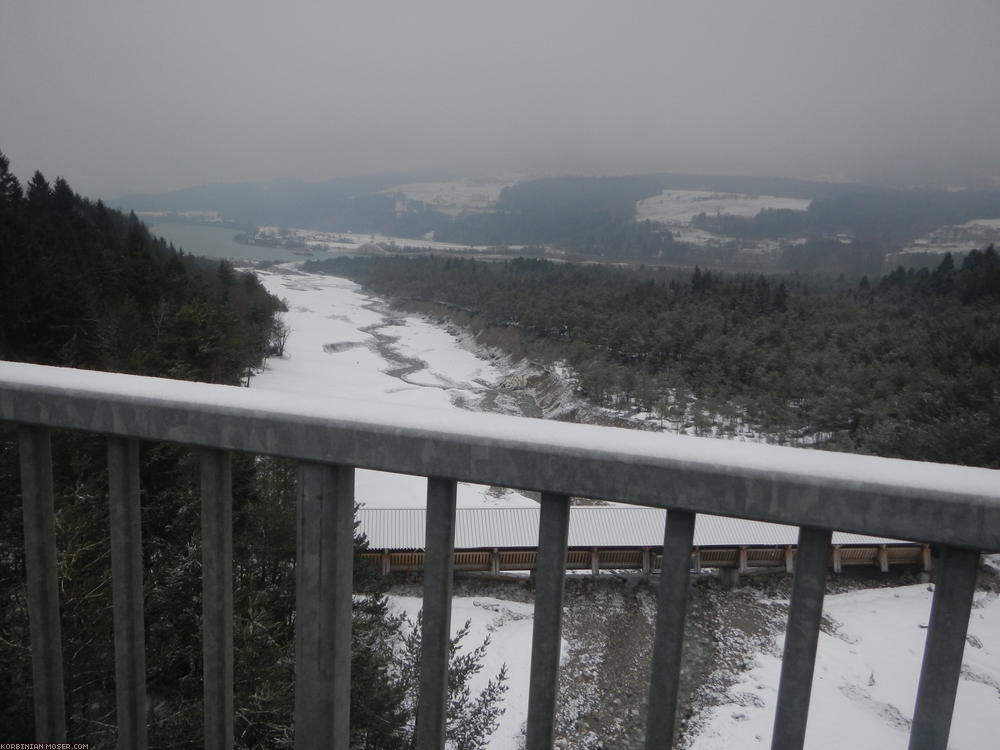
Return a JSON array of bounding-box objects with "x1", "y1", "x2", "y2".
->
[{"x1": 148, "y1": 221, "x2": 307, "y2": 263}]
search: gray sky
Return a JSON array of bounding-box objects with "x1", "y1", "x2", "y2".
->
[{"x1": 2, "y1": 0, "x2": 998, "y2": 196}]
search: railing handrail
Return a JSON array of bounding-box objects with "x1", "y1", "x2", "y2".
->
[
  {"x1": 4, "y1": 359, "x2": 992, "y2": 749},
  {"x1": 3, "y1": 360, "x2": 999, "y2": 551}
]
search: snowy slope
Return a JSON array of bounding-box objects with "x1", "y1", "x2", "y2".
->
[
  {"x1": 692, "y1": 583, "x2": 1000, "y2": 749},
  {"x1": 636, "y1": 190, "x2": 810, "y2": 224},
  {"x1": 390, "y1": 595, "x2": 539, "y2": 750}
]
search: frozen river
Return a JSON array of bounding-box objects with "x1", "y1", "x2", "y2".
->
[{"x1": 251, "y1": 267, "x2": 541, "y2": 509}]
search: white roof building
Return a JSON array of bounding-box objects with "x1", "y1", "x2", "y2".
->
[{"x1": 357, "y1": 506, "x2": 903, "y2": 551}]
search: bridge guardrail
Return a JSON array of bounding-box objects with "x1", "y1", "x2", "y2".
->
[{"x1": 3, "y1": 360, "x2": 998, "y2": 749}]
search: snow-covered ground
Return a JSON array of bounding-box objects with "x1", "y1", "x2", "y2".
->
[
  {"x1": 633, "y1": 189, "x2": 810, "y2": 252},
  {"x1": 693, "y1": 583, "x2": 1000, "y2": 750},
  {"x1": 253, "y1": 225, "x2": 492, "y2": 253},
  {"x1": 898, "y1": 217, "x2": 1000, "y2": 256},
  {"x1": 251, "y1": 266, "x2": 538, "y2": 510},
  {"x1": 390, "y1": 594, "x2": 539, "y2": 749},
  {"x1": 636, "y1": 190, "x2": 810, "y2": 225}
]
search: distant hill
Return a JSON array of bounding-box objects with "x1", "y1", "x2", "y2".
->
[
  {"x1": 116, "y1": 171, "x2": 444, "y2": 230},
  {"x1": 0, "y1": 150, "x2": 285, "y2": 382},
  {"x1": 116, "y1": 171, "x2": 859, "y2": 229},
  {"x1": 115, "y1": 170, "x2": 1000, "y2": 274}
]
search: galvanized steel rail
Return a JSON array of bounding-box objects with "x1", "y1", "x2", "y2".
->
[{"x1": 3, "y1": 361, "x2": 999, "y2": 750}]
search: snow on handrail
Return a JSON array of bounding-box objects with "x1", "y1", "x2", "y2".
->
[{"x1": 2, "y1": 360, "x2": 999, "y2": 551}]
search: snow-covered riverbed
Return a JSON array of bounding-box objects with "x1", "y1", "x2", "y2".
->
[{"x1": 252, "y1": 266, "x2": 539, "y2": 510}]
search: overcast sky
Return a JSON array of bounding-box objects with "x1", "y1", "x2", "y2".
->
[{"x1": 2, "y1": 0, "x2": 998, "y2": 196}]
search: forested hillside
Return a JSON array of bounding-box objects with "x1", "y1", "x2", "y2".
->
[
  {"x1": 312, "y1": 252, "x2": 1000, "y2": 468},
  {"x1": 0, "y1": 151, "x2": 506, "y2": 748},
  {"x1": 0, "y1": 155, "x2": 286, "y2": 381},
  {"x1": 0, "y1": 151, "x2": 286, "y2": 742}
]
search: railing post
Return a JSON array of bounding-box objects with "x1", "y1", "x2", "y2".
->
[
  {"x1": 908, "y1": 545, "x2": 980, "y2": 750},
  {"x1": 108, "y1": 437, "x2": 147, "y2": 750},
  {"x1": 645, "y1": 508, "x2": 696, "y2": 749},
  {"x1": 18, "y1": 425, "x2": 66, "y2": 742},
  {"x1": 201, "y1": 449, "x2": 233, "y2": 750},
  {"x1": 415, "y1": 477, "x2": 458, "y2": 749},
  {"x1": 525, "y1": 492, "x2": 570, "y2": 750},
  {"x1": 770, "y1": 526, "x2": 832, "y2": 750},
  {"x1": 295, "y1": 462, "x2": 354, "y2": 750}
]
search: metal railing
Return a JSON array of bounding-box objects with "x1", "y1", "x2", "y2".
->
[{"x1": 2, "y1": 360, "x2": 999, "y2": 750}]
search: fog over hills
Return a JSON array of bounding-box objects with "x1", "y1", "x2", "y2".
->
[
  {"x1": 118, "y1": 169, "x2": 1000, "y2": 276},
  {"x1": 3, "y1": 1, "x2": 1000, "y2": 197}
]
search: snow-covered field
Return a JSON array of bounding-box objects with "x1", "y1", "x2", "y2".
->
[
  {"x1": 636, "y1": 190, "x2": 810, "y2": 225},
  {"x1": 633, "y1": 189, "x2": 810, "y2": 252},
  {"x1": 899, "y1": 217, "x2": 1000, "y2": 256},
  {"x1": 693, "y1": 583, "x2": 1000, "y2": 750}
]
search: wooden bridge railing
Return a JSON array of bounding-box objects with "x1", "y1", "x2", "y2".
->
[{"x1": 364, "y1": 542, "x2": 928, "y2": 575}]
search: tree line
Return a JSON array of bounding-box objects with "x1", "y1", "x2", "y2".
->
[{"x1": 313, "y1": 250, "x2": 1000, "y2": 469}]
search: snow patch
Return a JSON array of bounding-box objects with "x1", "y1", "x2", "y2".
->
[
  {"x1": 636, "y1": 190, "x2": 810, "y2": 225},
  {"x1": 389, "y1": 595, "x2": 539, "y2": 750},
  {"x1": 691, "y1": 583, "x2": 1000, "y2": 749}
]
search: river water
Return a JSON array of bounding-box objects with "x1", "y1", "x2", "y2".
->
[{"x1": 149, "y1": 220, "x2": 308, "y2": 263}]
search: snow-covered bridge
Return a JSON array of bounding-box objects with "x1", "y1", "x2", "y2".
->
[{"x1": 358, "y1": 506, "x2": 930, "y2": 577}]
